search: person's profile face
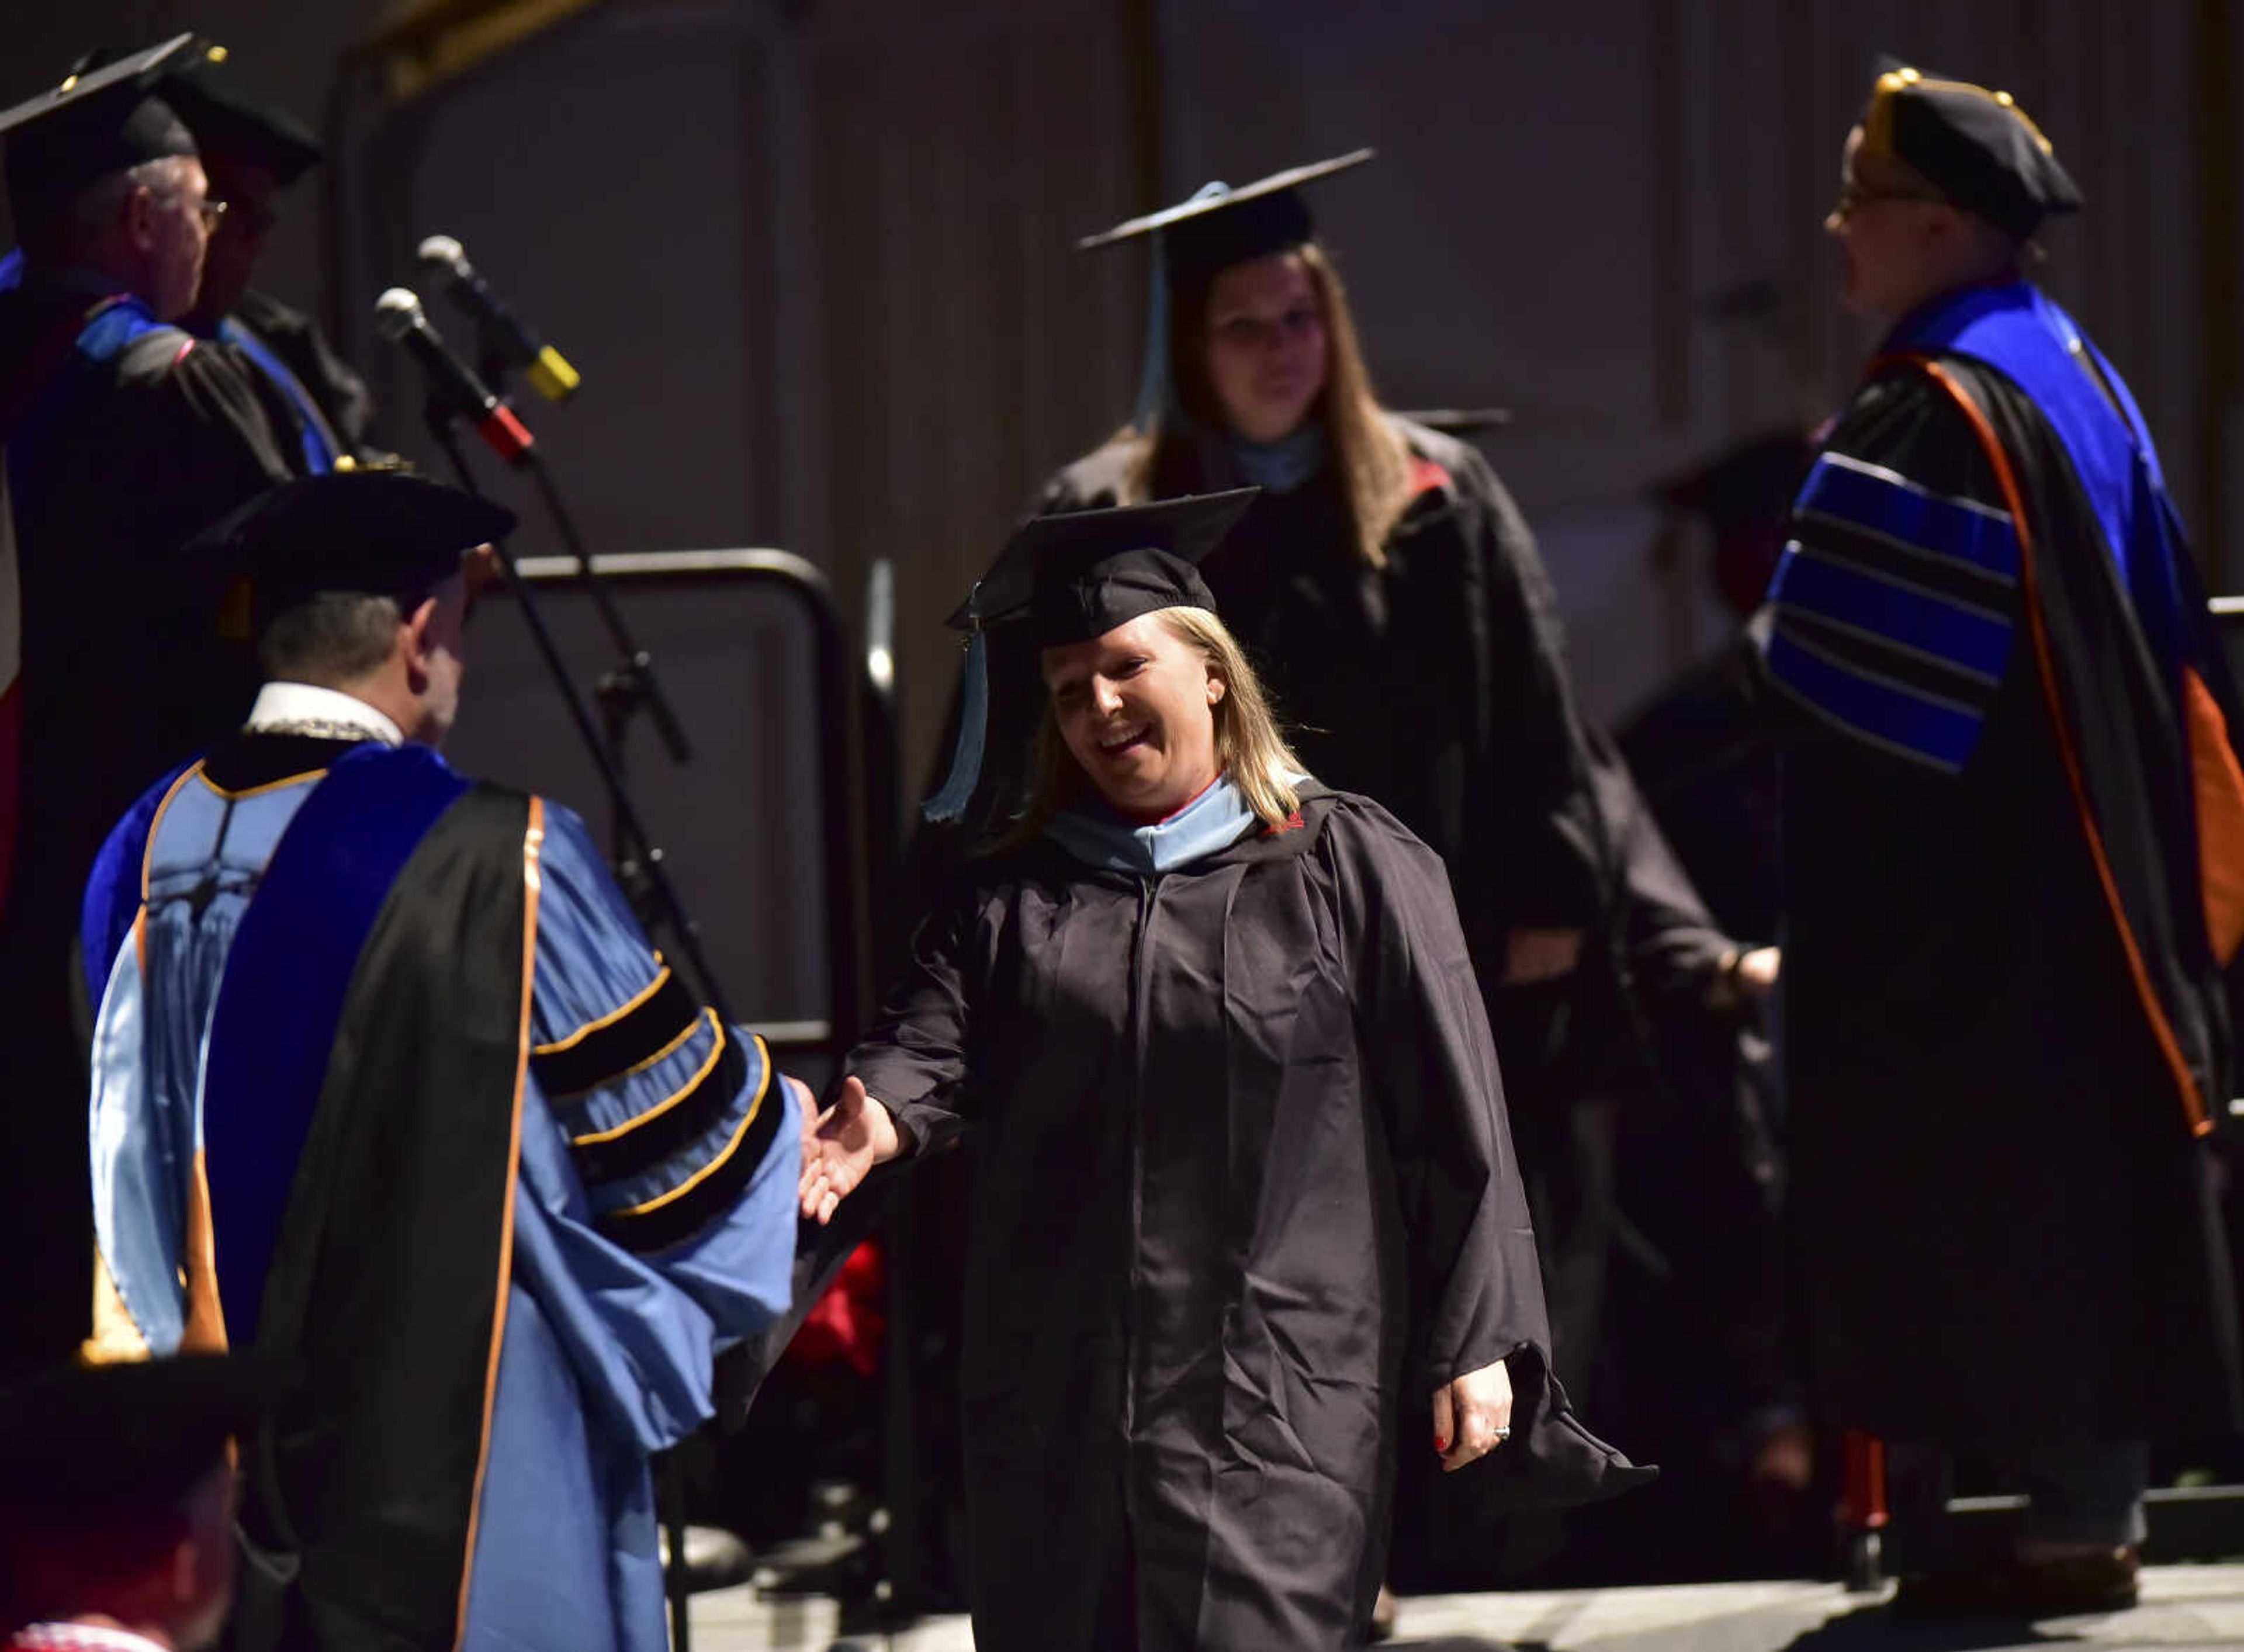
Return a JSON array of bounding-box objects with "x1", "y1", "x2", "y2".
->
[
  {"x1": 1042, "y1": 611, "x2": 1225, "y2": 818},
  {"x1": 1824, "y1": 126, "x2": 1951, "y2": 323},
  {"x1": 410, "y1": 573, "x2": 472, "y2": 748},
  {"x1": 140, "y1": 156, "x2": 216, "y2": 321},
  {"x1": 1200, "y1": 252, "x2": 1328, "y2": 445},
  {"x1": 190, "y1": 152, "x2": 280, "y2": 324},
  {"x1": 172, "y1": 1459, "x2": 241, "y2": 1651}
]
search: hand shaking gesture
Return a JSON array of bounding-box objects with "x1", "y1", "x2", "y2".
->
[{"x1": 798, "y1": 1074, "x2": 905, "y2": 1224}]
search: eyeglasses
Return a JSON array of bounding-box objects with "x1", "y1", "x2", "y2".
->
[
  {"x1": 146, "y1": 186, "x2": 228, "y2": 229},
  {"x1": 1829, "y1": 180, "x2": 1945, "y2": 221}
]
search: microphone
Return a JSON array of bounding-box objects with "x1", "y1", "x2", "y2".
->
[
  {"x1": 373, "y1": 288, "x2": 535, "y2": 467},
  {"x1": 417, "y1": 234, "x2": 582, "y2": 403}
]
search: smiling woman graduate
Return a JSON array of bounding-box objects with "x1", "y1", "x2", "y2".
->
[{"x1": 802, "y1": 492, "x2": 1649, "y2": 1652}]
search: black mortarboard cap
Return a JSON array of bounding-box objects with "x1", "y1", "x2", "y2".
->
[
  {"x1": 0, "y1": 1354, "x2": 269, "y2": 1510},
  {"x1": 950, "y1": 489, "x2": 1258, "y2": 647},
  {"x1": 1079, "y1": 149, "x2": 1373, "y2": 285},
  {"x1": 923, "y1": 489, "x2": 1258, "y2": 821},
  {"x1": 186, "y1": 471, "x2": 517, "y2": 624},
  {"x1": 78, "y1": 40, "x2": 324, "y2": 186},
  {"x1": 0, "y1": 35, "x2": 202, "y2": 226},
  {"x1": 1859, "y1": 60, "x2": 2082, "y2": 238}
]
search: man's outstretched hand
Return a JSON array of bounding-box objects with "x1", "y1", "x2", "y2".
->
[{"x1": 798, "y1": 1074, "x2": 905, "y2": 1225}]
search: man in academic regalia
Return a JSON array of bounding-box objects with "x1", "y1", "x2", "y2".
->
[
  {"x1": 78, "y1": 473, "x2": 814, "y2": 1652},
  {"x1": 0, "y1": 43, "x2": 384, "y2": 469},
  {"x1": 0, "y1": 1355, "x2": 266, "y2": 1651},
  {"x1": 1757, "y1": 60, "x2": 2244, "y2": 1613},
  {"x1": 165, "y1": 46, "x2": 383, "y2": 470},
  {"x1": 0, "y1": 36, "x2": 309, "y2": 1376}
]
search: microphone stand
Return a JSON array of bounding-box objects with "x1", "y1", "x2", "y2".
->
[
  {"x1": 420, "y1": 398, "x2": 735, "y2": 1028},
  {"x1": 518, "y1": 444, "x2": 697, "y2": 844},
  {"x1": 470, "y1": 333, "x2": 696, "y2": 893}
]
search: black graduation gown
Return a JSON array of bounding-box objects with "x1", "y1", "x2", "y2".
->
[
  {"x1": 0, "y1": 268, "x2": 299, "y2": 1372},
  {"x1": 1765, "y1": 362, "x2": 2244, "y2": 1452},
  {"x1": 1589, "y1": 737, "x2": 1794, "y2": 1544},
  {"x1": 852, "y1": 788, "x2": 1649, "y2": 1652},
  {"x1": 231, "y1": 286, "x2": 387, "y2": 462}
]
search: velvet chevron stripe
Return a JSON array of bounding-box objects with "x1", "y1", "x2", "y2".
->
[
  {"x1": 595, "y1": 1034, "x2": 781, "y2": 1255},
  {"x1": 1762, "y1": 623, "x2": 1987, "y2": 771},
  {"x1": 531, "y1": 964, "x2": 701, "y2": 1099},
  {"x1": 1764, "y1": 446, "x2": 2028, "y2": 768},
  {"x1": 1795, "y1": 451, "x2": 2021, "y2": 580},
  {"x1": 568, "y1": 1016, "x2": 751, "y2": 1188}
]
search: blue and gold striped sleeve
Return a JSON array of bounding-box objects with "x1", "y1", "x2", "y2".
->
[
  {"x1": 527, "y1": 805, "x2": 790, "y2": 1255},
  {"x1": 1760, "y1": 369, "x2": 2022, "y2": 772}
]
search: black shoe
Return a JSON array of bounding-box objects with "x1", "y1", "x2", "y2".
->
[
  {"x1": 657, "y1": 1523, "x2": 756, "y2": 1592},
  {"x1": 1892, "y1": 1546, "x2": 2141, "y2": 1619}
]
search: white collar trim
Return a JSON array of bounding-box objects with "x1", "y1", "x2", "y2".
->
[{"x1": 243, "y1": 681, "x2": 404, "y2": 747}]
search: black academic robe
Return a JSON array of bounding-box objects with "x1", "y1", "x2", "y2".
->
[
  {"x1": 231, "y1": 287, "x2": 386, "y2": 462},
  {"x1": 0, "y1": 268, "x2": 299, "y2": 1373},
  {"x1": 853, "y1": 787, "x2": 1648, "y2": 1652},
  {"x1": 1765, "y1": 357, "x2": 2244, "y2": 1452}
]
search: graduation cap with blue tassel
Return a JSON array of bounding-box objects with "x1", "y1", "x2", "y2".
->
[
  {"x1": 1076, "y1": 148, "x2": 1375, "y2": 428},
  {"x1": 925, "y1": 153, "x2": 1372, "y2": 823},
  {"x1": 920, "y1": 490, "x2": 1260, "y2": 822}
]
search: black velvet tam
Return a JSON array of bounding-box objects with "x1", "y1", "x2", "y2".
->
[
  {"x1": 186, "y1": 470, "x2": 518, "y2": 617},
  {"x1": 0, "y1": 1353, "x2": 271, "y2": 1509},
  {"x1": 79, "y1": 39, "x2": 324, "y2": 185},
  {"x1": 1862, "y1": 60, "x2": 2082, "y2": 237}
]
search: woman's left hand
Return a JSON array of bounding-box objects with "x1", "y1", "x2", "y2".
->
[{"x1": 1432, "y1": 1359, "x2": 1515, "y2": 1473}]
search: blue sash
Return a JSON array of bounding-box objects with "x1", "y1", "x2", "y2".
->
[
  {"x1": 4, "y1": 291, "x2": 182, "y2": 522},
  {"x1": 216, "y1": 316, "x2": 338, "y2": 474},
  {"x1": 1886, "y1": 281, "x2": 2193, "y2": 680},
  {"x1": 200, "y1": 744, "x2": 469, "y2": 1342}
]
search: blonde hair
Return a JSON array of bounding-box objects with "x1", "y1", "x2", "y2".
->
[
  {"x1": 999, "y1": 605, "x2": 1308, "y2": 850},
  {"x1": 1106, "y1": 242, "x2": 1417, "y2": 570}
]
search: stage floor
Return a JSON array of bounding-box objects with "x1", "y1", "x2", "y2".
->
[{"x1": 691, "y1": 1564, "x2": 2244, "y2": 1651}]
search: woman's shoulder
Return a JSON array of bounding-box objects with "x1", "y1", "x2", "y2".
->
[
  {"x1": 1278, "y1": 789, "x2": 1463, "y2": 927},
  {"x1": 1380, "y1": 411, "x2": 1519, "y2": 525},
  {"x1": 1039, "y1": 430, "x2": 1152, "y2": 513},
  {"x1": 1300, "y1": 785, "x2": 1445, "y2": 865}
]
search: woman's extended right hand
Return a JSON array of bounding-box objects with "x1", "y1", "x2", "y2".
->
[{"x1": 798, "y1": 1075, "x2": 905, "y2": 1225}]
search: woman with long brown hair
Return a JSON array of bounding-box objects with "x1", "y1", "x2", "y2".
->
[{"x1": 923, "y1": 153, "x2": 1612, "y2": 1038}]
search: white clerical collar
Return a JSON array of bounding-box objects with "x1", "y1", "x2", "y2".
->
[
  {"x1": 243, "y1": 682, "x2": 404, "y2": 747},
  {"x1": 13, "y1": 1624, "x2": 174, "y2": 1651}
]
